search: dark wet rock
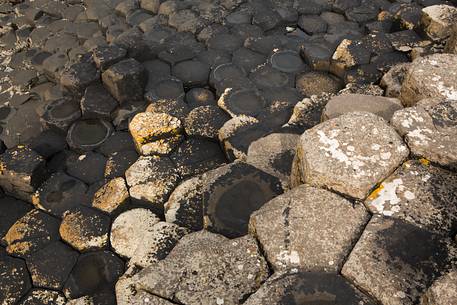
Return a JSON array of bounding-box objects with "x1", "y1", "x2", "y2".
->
[
  {"x1": 97, "y1": 131, "x2": 136, "y2": 156},
  {"x1": 172, "y1": 60, "x2": 210, "y2": 88},
  {"x1": 246, "y1": 133, "x2": 299, "y2": 188},
  {"x1": 392, "y1": 99, "x2": 457, "y2": 170},
  {"x1": 218, "y1": 88, "x2": 267, "y2": 118},
  {"x1": 102, "y1": 58, "x2": 146, "y2": 103},
  {"x1": 365, "y1": 160, "x2": 457, "y2": 235},
  {"x1": 170, "y1": 138, "x2": 226, "y2": 178},
  {"x1": 131, "y1": 231, "x2": 268, "y2": 305},
  {"x1": 185, "y1": 105, "x2": 230, "y2": 140},
  {"x1": 81, "y1": 84, "x2": 118, "y2": 119},
  {"x1": 420, "y1": 268, "x2": 457, "y2": 305},
  {"x1": 65, "y1": 151, "x2": 107, "y2": 185},
  {"x1": 400, "y1": 54, "x2": 457, "y2": 106},
  {"x1": 4, "y1": 209, "x2": 59, "y2": 257},
  {"x1": 66, "y1": 119, "x2": 113, "y2": 152},
  {"x1": 111, "y1": 208, "x2": 160, "y2": 258},
  {"x1": 244, "y1": 271, "x2": 376, "y2": 305},
  {"x1": 29, "y1": 130, "x2": 67, "y2": 159},
  {"x1": 0, "y1": 251, "x2": 32, "y2": 304},
  {"x1": 92, "y1": 177, "x2": 129, "y2": 214},
  {"x1": 185, "y1": 88, "x2": 216, "y2": 107},
  {"x1": 26, "y1": 241, "x2": 79, "y2": 290},
  {"x1": 209, "y1": 63, "x2": 246, "y2": 89},
  {"x1": 292, "y1": 112, "x2": 409, "y2": 200},
  {"x1": 42, "y1": 52, "x2": 69, "y2": 81},
  {"x1": 32, "y1": 171, "x2": 89, "y2": 218},
  {"x1": 342, "y1": 216, "x2": 457, "y2": 305},
  {"x1": 60, "y1": 62, "x2": 100, "y2": 95},
  {"x1": 296, "y1": 71, "x2": 343, "y2": 97},
  {"x1": 0, "y1": 145, "x2": 47, "y2": 202},
  {"x1": 250, "y1": 185, "x2": 369, "y2": 272},
  {"x1": 60, "y1": 206, "x2": 110, "y2": 252},
  {"x1": 129, "y1": 112, "x2": 183, "y2": 155},
  {"x1": 0, "y1": 196, "x2": 31, "y2": 242},
  {"x1": 270, "y1": 49, "x2": 307, "y2": 74},
  {"x1": 145, "y1": 77, "x2": 185, "y2": 103},
  {"x1": 207, "y1": 33, "x2": 244, "y2": 53},
  {"x1": 19, "y1": 289, "x2": 66, "y2": 305},
  {"x1": 41, "y1": 98, "x2": 81, "y2": 133},
  {"x1": 323, "y1": 94, "x2": 403, "y2": 121},
  {"x1": 63, "y1": 251, "x2": 124, "y2": 299},
  {"x1": 145, "y1": 98, "x2": 190, "y2": 121},
  {"x1": 104, "y1": 150, "x2": 138, "y2": 179},
  {"x1": 381, "y1": 63, "x2": 411, "y2": 98}
]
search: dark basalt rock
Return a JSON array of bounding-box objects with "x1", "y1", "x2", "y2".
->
[
  {"x1": 244, "y1": 271, "x2": 376, "y2": 305},
  {"x1": 26, "y1": 241, "x2": 79, "y2": 290},
  {"x1": 218, "y1": 89, "x2": 267, "y2": 118},
  {"x1": 65, "y1": 151, "x2": 107, "y2": 185},
  {"x1": 41, "y1": 98, "x2": 82, "y2": 133},
  {"x1": 207, "y1": 33, "x2": 244, "y2": 53},
  {"x1": 270, "y1": 50, "x2": 307, "y2": 74},
  {"x1": 97, "y1": 131, "x2": 136, "y2": 156},
  {"x1": 0, "y1": 196, "x2": 31, "y2": 244},
  {"x1": 145, "y1": 97, "x2": 190, "y2": 121},
  {"x1": 232, "y1": 47, "x2": 267, "y2": 74},
  {"x1": 145, "y1": 77, "x2": 185, "y2": 103},
  {"x1": 249, "y1": 65, "x2": 294, "y2": 89},
  {"x1": 3, "y1": 209, "x2": 60, "y2": 258},
  {"x1": 185, "y1": 87, "x2": 216, "y2": 108},
  {"x1": 63, "y1": 251, "x2": 124, "y2": 299},
  {"x1": 81, "y1": 83, "x2": 119, "y2": 119},
  {"x1": 172, "y1": 60, "x2": 210, "y2": 88},
  {"x1": 29, "y1": 130, "x2": 67, "y2": 159},
  {"x1": 0, "y1": 250, "x2": 32, "y2": 304},
  {"x1": 185, "y1": 105, "x2": 230, "y2": 140},
  {"x1": 66, "y1": 119, "x2": 113, "y2": 152},
  {"x1": 19, "y1": 289, "x2": 66, "y2": 305},
  {"x1": 33, "y1": 171, "x2": 89, "y2": 218},
  {"x1": 297, "y1": 14, "x2": 328, "y2": 34},
  {"x1": 104, "y1": 150, "x2": 138, "y2": 179},
  {"x1": 296, "y1": 71, "x2": 343, "y2": 96},
  {"x1": 60, "y1": 62, "x2": 100, "y2": 95},
  {"x1": 101, "y1": 58, "x2": 146, "y2": 103},
  {"x1": 209, "y1": 63, "x2": 246, "y2": 88},
  {"x1": 93, "y1": 45, "x2": 127, "y2": 71}
]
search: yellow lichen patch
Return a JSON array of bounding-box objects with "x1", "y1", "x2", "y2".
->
[
  {"x1": 7, "y1": 241, "x2": 33, "y2": 255},
  {"x1": 419, "y1": 158, "x2": 430, "y2": 166},
  {"x1": 367, "y1": 184, "x2": 385, "y2": 201}
]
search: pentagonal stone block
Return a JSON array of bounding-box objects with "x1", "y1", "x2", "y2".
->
[{"x1": 292, "y1": 112, "x2": 409, "y2": 200}]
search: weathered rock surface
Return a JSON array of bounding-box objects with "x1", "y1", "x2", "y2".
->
[
  {"x1": 420, "y1": 269, "x2": 457, "y2": 305},
  {"x1": 292, "y1": 112, "x2": 409, "y2": 200},
  {"x1": 342, "y1": 216, "x2": 457, "y2": 305},
  {"x1": 19, "y1": 289, "x2": 66, "y2": 305},
  {"x1": 392, "y1": 99, "x2": 457, "y2": 170},
  {"x1": 0, "y1": 249, "x2": 32, "y2": 304},
  {"x1": 131, "y1": 231, "x2": 269, "y2": 305},
  {"x1": 400, "y1": 54, "x2": 457, "y2": 106},
  {"x1": 92, "y1": 177, "x2": 129, "y2": 213},
  {"x1": 421, "y1": 5, "x2": 457, "y2": 41},
  {"x1": 250, "y1": 185, "x2": 369, "y2": 272}
]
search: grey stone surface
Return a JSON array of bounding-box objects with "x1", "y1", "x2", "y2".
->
[
  {"x1": 342, "y1": 216, "x2": 457, "y2": 305},
  {"x1": 322, "y1": 94, "x2": 403, "y2": 121},
  {"x1": 420, "y1": 269, "x2": 457, "y2": 305},
  {"x1": 365, "y1": 160, "x2": 457, "y2": 235},
  {"x1": 381, "y1": 63, "x2": 412, "y2": 98},
  {"x1": 421, "y1": 5, "x2": 457, "y2": 41},
  {"x1": 292, "y1": 112, "x2": 409, "y2": 200},
  {"x1": 391, "y1": 99, "x2": 457, "y2": 170},
  {"x1": 250, "y1": 185, "x2": 369, "y2": 272},
  {"x1": 132, "y1": 231, "x2": 269, "y2": 305}
]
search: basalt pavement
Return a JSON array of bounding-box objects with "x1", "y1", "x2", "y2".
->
[{"x1": 1, "y1": 0, "x2": 457, "y2": 304}]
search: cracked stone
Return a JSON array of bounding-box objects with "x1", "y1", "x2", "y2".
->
[
  {"x1": 60, "y1": 62, "x2": 100, "y2": 95},
  {"x1": 93, "y1": 45, "x2": 127, "y2": 71}
]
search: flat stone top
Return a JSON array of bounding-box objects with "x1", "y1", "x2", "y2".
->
[
  {"x1": 295, "y1": 111, "x2": 409, "y2": 199},
  {"x1": 0, "y1": 146, "x2": 44, "y2": 175}
]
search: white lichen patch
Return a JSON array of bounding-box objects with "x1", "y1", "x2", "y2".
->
[
  {"x1": 367, "y1": 178, "x2": 404, "y2": 216},
  {"x1": 276, "y1": 250, "x2": 301, "y2": 266}
]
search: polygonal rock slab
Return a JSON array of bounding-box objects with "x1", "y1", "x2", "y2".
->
[
  {"x1": 59, "y1": 206, "x2": 111, "y2": 252},
  {"x1": 110, "y1": 208, "x2": 160, "y2": 258},
  {"x1": 391, "y1": 99, "x2": 457, "y2": 170},
  {"x1": 66, "y1": 119, "x2": 113, "y2": 153},
  {"x1": 92, "y1": 177, "x2": 129, "y2": 214},
  {"x1": 246, "y1": 133, "x2": 299, "y2": 188},
  {"x1": 184, "y1": 105, "x2": 230, "y2": 140},
  {"x1": 322, "y1": 94, "x2": 403, "y2": 122},
  {"x1": 420, "y1": 269, "x2": 457, "y2": 305},
  {"x1": 250, "y1": 185, "x2": 369, "y2": 272},
  {"x1": 292, "y1": 112, "x2": 409, "y2": 200},
  {"x1": 132, "y1": 231, "x2": 269, "y2": 305},
  {"x1": 81, "y1": 84, "x2": 118, "y2": 119},
  {"x1": 0, "y1": 196, "x2": 32, "y2": 240},
  {"x1": 400, "y1": 54, "x2": 457, "y2": 106},
  {"x1": 244, "y1": 271, "x2": 376, "y2": 305},
  {"x1": 342, "y1": 216, "x2": 457, "y2": 305},
  {"x1": 104, "y1": 150, "x2": 138, "y2": 179},
  {"x1": 0, "y1": 251, "x2": 32, "y2": 304},
  {"x1": 60, "y1": 62, "x2": 100, "y2": 94},
  {"x1": 129, "y1": 112, "x2": 183, "y2": 156},
  {"x1": 365, "y1": 160, "x2": 457, "y2": 235}
]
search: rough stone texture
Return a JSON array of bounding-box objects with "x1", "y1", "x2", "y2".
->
[
  {"x1": 185, "y1": 105, "x2": 230, "y2": 139},
  {"x1": 92, "y1": 177, "x2": 129, "y2": 213},
  {"x1": 0, "y1": 197, "x2": 31, "y2": 240},
  {"x1": 322, "y1": 94, "x2": 403, "y2": 122},
  {"x1": 246, "y1": 133, "x2": 299, "y2": 188},
  {"x1": 392, "y1": 99, "x2": 457, "y2": 170},
  {"x1": 292, "y1": 112, "x2": 409, "y2": 200},
  {"x1": 400, "y1": 54, "x2": 457, "y2": 106},
  {"x1": 110, "y1": 208, "x2": 160, "y2": 258},
  {"x1": 420, "y1": 269, "x2": 457, "y2": 305},
  {"x1": 445, "y1": 24, "x2": 457, "y2": 54},
  {"x1": 342, "y1": 216, "x2": 457, "y2": 305},
  {"x1": 244, "y1": 271, "x2": 376, "y2": 305},
  {"x1": 59, "y1": 206, "x2": 110, "y2": 252},
  {"x1": 129, "y1": 112, "x2": 183, "y2": 156},
  {"x1": 0, "y1": 250, "x2": 32, "y2": 305},
  {"x1": 0, "y1": 145, "x2": 47, "y2": 202},
  {"x1": 381, "y1": 63, "x2": 411, "y2": 98},
  {"x1": 19, "y1": 289, "x2": 66, "y2": 305},
  {"x1": 365, "y1": 160, "x2": 457, "y2": 235},
  {"x1": 296, "y1": 71, "x2": 342, "y2": 97},
  {"x1": 421, "y1": 5, "x2": 457, "y2": 41},
  {"x1": 132, "y1": 231, "x2": 269, "y2": 305},
  {"x1": 250, "y1": 185, "x2": 369, "y2": 272}
]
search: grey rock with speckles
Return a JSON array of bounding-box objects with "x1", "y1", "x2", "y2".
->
[
  {"x1": 391, "y1": 99, "x2": 457, "y2": 170},
  {"x1": 421, "y1": 5, "x2": 457, "y2": 41},
  {"x1": 250, "y1": 185, "x2": 369, "y2": 272},
  {"x1": 292, "y1": 112, "x2": 409, "y2": 200},
  {"x1": 420, "y1": 269, "x2": 457, "y2": 305}
]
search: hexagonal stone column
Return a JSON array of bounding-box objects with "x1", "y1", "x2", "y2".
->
[
  {"x1": 0, "y1": 249, "x2": 32, "y2": 304},
  {"x1": 342, "y1": 216, "x2": 457, "y2": 305},
  {"x1": 250, "y1": 185, "x2": 369, "y2": 272},
  {"x1": 292, "y1": 112, "x2": 409, "y2": 200},
  {"x1": 392, "y1": 99, "x2": 457, "y2": 170}
]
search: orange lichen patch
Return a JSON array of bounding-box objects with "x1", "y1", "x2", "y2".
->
[
  {"x1": 367, "y1": 184, "x2": 385, "y2": 201},
  {"x1": 419, "y1": 158, "x2": 430, "y2": 166},
  {"x1": 6, "y1": 241, "x2": 32, "y2": 255}
]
